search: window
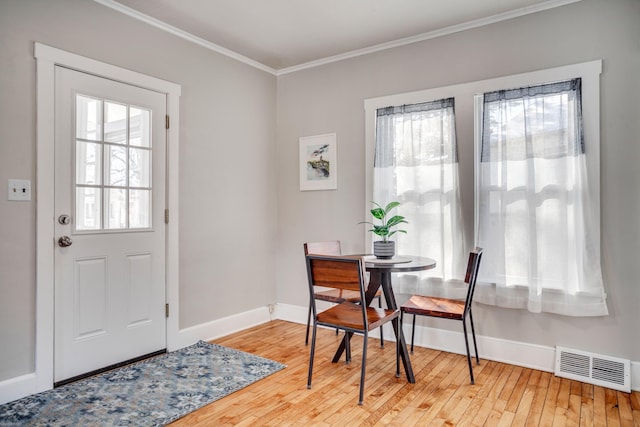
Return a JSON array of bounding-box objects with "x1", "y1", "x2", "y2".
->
[
  {"x1": 365, "y1": 60, "x2": 607, "y2": 315},
  {"x1": 371, "y1": 99, "x2": 467, "y2": 293},
  {"x1": 475, "y1": 76, "x2": 607, "y2": 316},
  {"x1": 75, "y1": 94, "x2": 152, "y2": 231}
]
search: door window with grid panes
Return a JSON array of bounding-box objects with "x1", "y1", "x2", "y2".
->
[{"x1": 75, "y1": 95, "x2": 152, "y2": 231}]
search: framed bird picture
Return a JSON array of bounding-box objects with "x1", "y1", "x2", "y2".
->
[{"x1": 299, "y1": 133, "x2": 337, "y2": 191}]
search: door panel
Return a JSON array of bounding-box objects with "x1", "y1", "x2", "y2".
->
[
  {"x1": 54, "y1": 66, "x2": 167, "y2": 382},
  {"x1": 74, "y1": 257, "x2": 107, "y2": 338},
  {"x1": 126, "y1": 253, "x2": 153, "y2": 326}
]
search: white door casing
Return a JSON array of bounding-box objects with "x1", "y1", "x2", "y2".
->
[
  {"x1": 54, "y1": 67, "x2": 166, "y2": 382},
  {"x1": 35, "y1": 43, "x2": 181, "y2": 392}
]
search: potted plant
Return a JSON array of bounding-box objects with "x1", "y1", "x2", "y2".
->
[{"x1": 360, "y1": 201, "x2": 408, "y2": 259}]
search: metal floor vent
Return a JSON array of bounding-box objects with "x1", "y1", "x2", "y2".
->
[{"x1": 555, "y1": 346, "x2": 630, "y2": 392}]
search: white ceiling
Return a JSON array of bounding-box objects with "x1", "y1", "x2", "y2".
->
[{"x1": 102, "y1": 0, "x2": 579, "y2": 73}]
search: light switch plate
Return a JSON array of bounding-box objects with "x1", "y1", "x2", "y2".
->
[{"x1": 8, "y1": 179, "x2": 31, "y2": 201}]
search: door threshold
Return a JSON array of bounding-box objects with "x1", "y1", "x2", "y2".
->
[{"x1": 54, "y1": 349, "x2": 167, "y2": 388}]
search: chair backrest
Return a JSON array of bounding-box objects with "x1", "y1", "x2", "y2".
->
[
  {"x1": 304, "y1": 240, "x2": 342, "y2": 256},
  {"x1": 305, "y1": 255, "x2": 365, "y2": 293},
  {"x1": 463, "y1": 247, "x2": 483, "y2": 313},
  {"x1": 305, "y1": 254, "x2": 368, "y2": 327}
]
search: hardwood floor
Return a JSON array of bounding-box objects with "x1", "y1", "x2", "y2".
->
[{"x1": 170, "y1": 320, "x2": 639, "y2": 426}]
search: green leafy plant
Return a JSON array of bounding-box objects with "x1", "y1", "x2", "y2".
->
[{"x1": 360, "y1": 201, "x2": 408, "y2": 242}]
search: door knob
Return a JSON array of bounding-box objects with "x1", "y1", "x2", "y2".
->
[{"x1": 58, "y1": 236, "x2": 73, "y2": 247}]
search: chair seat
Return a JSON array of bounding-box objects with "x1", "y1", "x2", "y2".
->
[
  {"x1": 314, "y1": 288, "x2": 382, "y2": 303},
  {"x1": 401, "y1": 295, "x2": 465, "y2": 320},
  {"x1": 317, "y1": 302, "x2": 399, "y2": 331}
]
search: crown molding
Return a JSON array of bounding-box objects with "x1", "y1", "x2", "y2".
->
[
  {"x1": 277, "y1": 0, "x2": 582, "y2": 75},
  {"x1": 94, "y1": 0, "x2": 581, "y2": 76},
  {"x1": 92, "y1": 0, "x2": 278, "y2": 75}
]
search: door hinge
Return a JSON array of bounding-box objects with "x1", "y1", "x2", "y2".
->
[
  {"x1": 165, "y1": 115, "x2": 170, "y2": 129},
  {"x1": 165, "y1": 303, "x2": 169, "y2": 318},
  {"x1": 164, "y1": 209, "x2": 169, "y2": 224}
]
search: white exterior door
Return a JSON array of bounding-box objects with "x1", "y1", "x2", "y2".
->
[{"x1": 54, "y1": 66, "x2": 167, "y2": 382}]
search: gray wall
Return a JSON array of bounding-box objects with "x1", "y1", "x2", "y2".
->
[
  {"x1": 1, "y1": 0, "x2": 638, "y2": 386},
  {"x1": 276, "y1": 0, "x2": 640, "y2": 362},
  {"x1": 0, "y1": 0, "x2": 277, "y2": 381}
]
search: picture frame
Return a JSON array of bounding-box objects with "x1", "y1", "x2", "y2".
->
[{"x1": 299, "y1": 133, "x2": 337, "y2": 191}]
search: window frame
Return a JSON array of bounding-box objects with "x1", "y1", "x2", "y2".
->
[{"x1": 74, "y1": 93, "x2": 154, "y2": 233}]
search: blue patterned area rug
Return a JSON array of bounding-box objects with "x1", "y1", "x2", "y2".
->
[{"x1": 0, "y1": 341, "x2": 286, "y2": 426}]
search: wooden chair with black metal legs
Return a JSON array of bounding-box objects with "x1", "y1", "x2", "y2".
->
[
  {"x1": 399, "y1": 247, "x2": 483, "y2": 384},
  {"x1": 304, "y1": 241, "x2": 384, "y2": 348},
  {"x1": 305, "y1": 254, "x2": 400, "y2": 405}
]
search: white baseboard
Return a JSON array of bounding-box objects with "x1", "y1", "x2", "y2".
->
[
  {"x1": 0, "y1": 373, "x2": 37, "y2": 405},
  {"x1": 276, "y1": 301, "x2": 309, "y2": 324},
  {"x1": 276, "y1": 302, "x2": 640, "y2": 391},
  {"x1": 633, "y1": 361, "x2": 640, "y2": 391},
  {"x1": 1, "y1": 303, "x2": 638, "y2": 405},
  {"x1": 173, "y1": 306, "x2": 274, "y2": 350}
]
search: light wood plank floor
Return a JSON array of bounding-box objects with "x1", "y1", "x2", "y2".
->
[{"x1": 170, "y1": 320, "x2": 639, "y2": 426}]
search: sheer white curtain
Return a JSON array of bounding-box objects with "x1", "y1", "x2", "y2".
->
[
  {"x1": 373, "y1": 99, "x2": 466, "y2": 296},
  {"x1": 475, "y1": 79, "x2": 608, "y2": 316}
]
